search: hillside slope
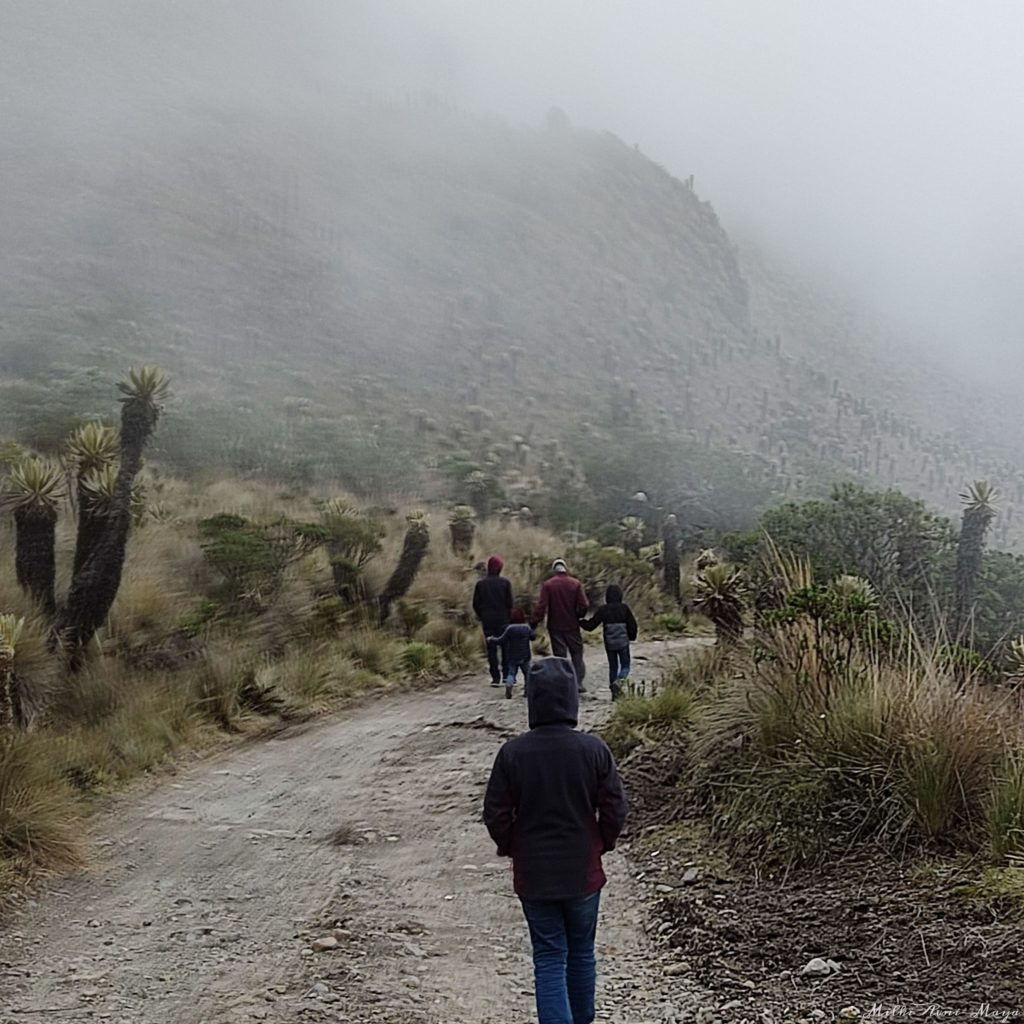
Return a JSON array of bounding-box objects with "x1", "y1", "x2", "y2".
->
[{"x1": 1, "y1": 4, "x2": 1020, "y2": 540}]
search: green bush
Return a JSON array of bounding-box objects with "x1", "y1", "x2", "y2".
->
[
  {"x1": 398, "y1": 641, "x2": 443, "y2": 679},
  {"x1": 988, "y1": 759, "x2": 1024, "y2": 861}
]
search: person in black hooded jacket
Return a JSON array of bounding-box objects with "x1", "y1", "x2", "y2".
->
[
  {"x1": 484, "y1": 657, "x2": 627, "y2": 1024},
  {"x1": 581, "y1": 584, "x2": 638, "y2": 701},
  {"x1": 473, "y1": 554, "x2": 514, "y2": 686}
]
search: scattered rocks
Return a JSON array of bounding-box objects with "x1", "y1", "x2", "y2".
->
[
  {"x1": 663, "y1": 961, "x2": 691, "y2": 976},
  {"x1": 800, "y1": 957, "x2": 841, "y2": 977},
  {"x1": 311, "y1": 936, "x2": 339, "y2": 952}
]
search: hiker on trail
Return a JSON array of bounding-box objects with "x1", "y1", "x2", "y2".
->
[
  {"x1": 531, "y1": 558, "x2": 589, "y2": 693},
  {"x1": 484, "y1": 657, "x2": 628, "y2": 1024},
  {"x1": 581, "y1": 584, "x2": 638, "y2": 701},
  {"x1": 487, "y1": 608, "x2": 536, "y2": 699},
  {"x1": 473, "y1": 555, "x2": 514, "y2": 688}
]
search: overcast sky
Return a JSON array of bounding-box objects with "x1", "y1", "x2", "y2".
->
[{"x1": 341, "y1": 0, "x2": 1024, "y2": 375}]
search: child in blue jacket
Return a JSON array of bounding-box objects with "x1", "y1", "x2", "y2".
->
[{"x1": 488, "y1": 609, "x2": 536, "y2": 699}]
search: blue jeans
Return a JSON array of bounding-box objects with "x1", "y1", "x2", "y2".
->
[
  {"x1": 520, "y1": 891, "x2": 601, "y2": 1024},
  {"x1": 607, "y1": 645, "x2": 631, "y2": 684},
  {"x1": 506, "y1": 659, "x2": 531, "y2": 686}
]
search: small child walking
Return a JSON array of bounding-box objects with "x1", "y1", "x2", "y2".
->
[
  {"x1": 581, "y1": 584, "x2": 638, "y2": 700},
  {"x1": 487, "y1": 609, "x2": 536, "y2": 699}
]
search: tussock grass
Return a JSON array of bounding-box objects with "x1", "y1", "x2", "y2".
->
[
  {"x1": 607, "y1": 556, "x2": 1024, "y2": 867},
  {"x1": 0, "y1": 735, "x2": 83, "y2": 873}
]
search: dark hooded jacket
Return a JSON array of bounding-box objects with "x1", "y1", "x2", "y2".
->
[
  {"x1": 483, "y1": 657, "x2": 628, "y2": 900},
  {"x1": 581, "y1": 585, "x2": 638, "y2": 652},
  {"x1": 473, "y1": 556, "x2": 514, "y2": 632}
]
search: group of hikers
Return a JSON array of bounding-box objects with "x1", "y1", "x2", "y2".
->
[
  {"x1": 472, "y1": 555, "x2": 639, "y2": 701},
  {"x1": 475, "y1": 556, "x2": 635, "y2": 1024}
]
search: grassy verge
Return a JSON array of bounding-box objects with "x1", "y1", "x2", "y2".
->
[{"x1": 604, "y1": 589, "x2": 1024, "y2": 871}]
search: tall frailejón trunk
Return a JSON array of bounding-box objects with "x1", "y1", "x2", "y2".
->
[
  {"x1": 56, "y1": 395, "x2": 157, "y2": 659},
  {"x1": 378, "y1": 517, "x2": 430, "y2": 623},
  {"x1": 953, "y1": 482, "x2": 997, "y2": 641},
  {"x1": 662, "y1": 514, "x2": 680, "y2": 602},
  {"x1": 0, "y1": 645, "x2": 15, "y2": 730},
  {"x1": 14, "y1": 507, "x2": 57, "y2": 615},
  {"x1": 72, "y1": 492, "x2": 106, "y2": 578}
]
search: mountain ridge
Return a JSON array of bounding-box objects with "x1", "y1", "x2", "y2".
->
[{"x1": 1, "y1": 8, "x2": 1021, "y2": 541}]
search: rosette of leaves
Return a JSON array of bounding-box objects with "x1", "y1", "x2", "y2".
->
[
  {"x1": 66, "y1": 422, "x2": 120, "y2": 575},
  {"x1": 447, "y1": 505, "x2": 476, "y2": 556},
  {"x1": 618, "y1": 516, "x2": 645, "y2": 558},
  {"x1": 693, "y1": 563, "x2": 747, "y2": 644},
  {"x1": 1005, "y1": 636, "x2": 1024, "y2": 683},
  {"x1": 321, "y1": 500, "x2": 384, "y2": 604},
  {"x1": 1, "y1": 458, "x2": 65, "y2": 614}
]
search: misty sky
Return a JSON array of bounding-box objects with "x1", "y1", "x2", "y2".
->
[{"x1": 343, "y1": 0, "x2": 1023, "y2": 374}]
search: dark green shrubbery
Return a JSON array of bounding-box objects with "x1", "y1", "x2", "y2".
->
[{"x1": 198, "y1": 514, "x2": 326, "y2": 607}]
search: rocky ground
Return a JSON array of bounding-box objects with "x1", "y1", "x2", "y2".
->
[{"x1": 1, "y1": 637, "x2": 1020, "y2": 1023}]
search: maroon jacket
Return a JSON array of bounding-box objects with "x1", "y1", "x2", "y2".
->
[
  {"x1": 532, "y1": 573, "x2": 589, "y2": 632},
  {"x1": 484, "y1": 658, "x2": 628, "y2": 900}
]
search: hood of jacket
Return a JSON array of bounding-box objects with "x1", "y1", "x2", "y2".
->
[
  {"x1": 605, "y1": 584, "x2": 623, "y2": 604},
  {"x1": 487, "y1": 555, "x2": 504, "y2": 576},
  {"x1": 527, "y1": 657, "x2": 579, "y2": 729}
]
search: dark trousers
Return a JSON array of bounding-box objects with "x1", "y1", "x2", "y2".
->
[
  {"x1": 549, "y1": 629, "x2": 586, "y2": 686},
  {"x1": 606, "y1": 645, "x2": 631, "y2": 683},
  {"x1": 520, "y1": 891, "x2": 601, "y2": 1024},
  {"x1": 483, "y1": 624, "x2": 508, "y2": 682}
]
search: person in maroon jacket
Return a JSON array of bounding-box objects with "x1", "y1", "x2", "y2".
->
[
  {"x1": 531, "y1": 558, "x2": 589, "y2": 692},
  {"x1": 484, "y1": 657, "x2": 628, "y2": 1024}
]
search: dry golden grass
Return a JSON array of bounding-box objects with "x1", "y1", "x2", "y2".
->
[{"x1": 0, "y1": 475, "x2": 590, "y2": 888}]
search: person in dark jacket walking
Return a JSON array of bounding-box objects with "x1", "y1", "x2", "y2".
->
[
  {"x1": 531, "y1": 558, "x2": 589, "y2": 692},
  {"x1": 484, "y1": 657, "x2": 628, "y2": 1024},
  {"x1": 487, "y1": 608, "x2": 536, "y2": 698},
  {"x1": 473, "y1": 555, "x2": 514, "y2": 687},
  {"x1": 581, "y1": 584, "x2": 638, "y2": 700}
]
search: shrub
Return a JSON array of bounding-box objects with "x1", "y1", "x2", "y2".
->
[
  {"x1": 0, "y1": 734, "x2": 83, "y2": 873},
  {"x1": 653, "y1": 612, "x2": 687, "y2": 635},
  {"x1": 988, "y1": 758, "x2": 1024, "y2": 861},
  {"x1": 345, "y1": 630, "x2": 399, "y2": 677},
  {"x1": 603, "y1": 680, "x2": 698, "y2": 756},
  {"x1": 399, "y1": 642, "x2": 443, "y2": 679},
  {"x1": 396, "y1": 600, "x2": 429, "y2": 639}
]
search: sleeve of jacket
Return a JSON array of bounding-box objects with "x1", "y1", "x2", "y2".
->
[
  {"x1": 490, "y1": 625, "x2": 510, "y2": 644},
  {"x1": 596, "y1": 743, "x2": 628, "y2": 853},
  {"x1": 472, "y1": 581, "x2": 483, "y2": 621},
  {"x1": 483, "y1": 746, "x2": 516, "y2": 857},
  {"x1": 625, "y1": 605, "x2": 639, "y2": 642},
  {"x1": 502, "y1": 578, "x2": 514, "y2": 616},
  {"x1": 531, "y1": 581, "x2": 549, "y2": 627},
  {"x1": 576, "y1": 582, "x2": 590, "y2": 617},
  {"x1": 580, "y1": 606, "x2": 604, "y2": 632}
]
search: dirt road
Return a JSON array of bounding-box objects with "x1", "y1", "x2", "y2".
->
[{"x1": 0, "y1": 641, "x2": 709, "y2": 1023}]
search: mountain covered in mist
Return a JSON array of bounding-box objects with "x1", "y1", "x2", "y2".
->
[{"x1": 3, "y1": 5, "x2": 1023, "y2": 542}]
